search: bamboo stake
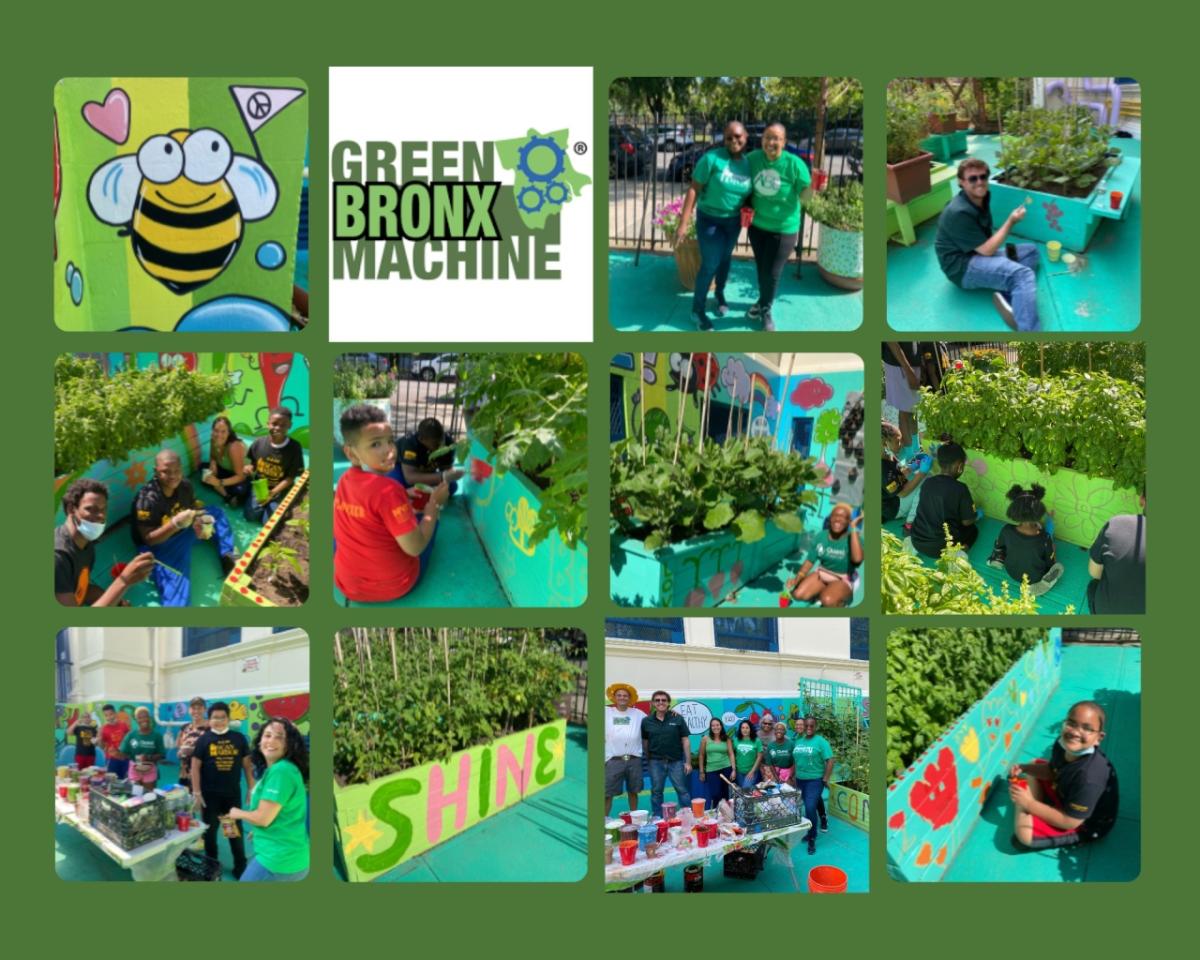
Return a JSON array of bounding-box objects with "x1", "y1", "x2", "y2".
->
[
  {"x1": 744, "y1": 380, "x2": 753, "y2": 453},
  {"x1": 725, "y1": 390, "x2": 737, "y2": 446},
  {"x1": 774, "y1": 353, "x2": 798, "y2": 452},
  {"x1": 672, "y1": 352, "x2": 694, "y2": 466},
  {"x1": 639, "y1": 353, "x2": 647, "y2": 465},
  {"x1": 389, "y1": 627, "x2": 397, "y2": 682},
  {"x1": 699, "y1": 373, "x2": 712, "y2": 454},
  {"x1": 441, "y1": 628, "x2": 451, "y2": 708}
]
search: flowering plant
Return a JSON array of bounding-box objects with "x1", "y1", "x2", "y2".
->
[{"x1": 654, "y1": 197, "x2": 695, "y2": 243}]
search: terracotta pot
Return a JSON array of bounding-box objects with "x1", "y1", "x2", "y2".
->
[
  {"x1": 955, "y1": 118, "x2": 972, "y2": 131},
  {"x1": 672, "y1": 238, "x2": 714, "y2": 292},
  {"x1": 885, "y1": 152, "x2": 934, "y2": 204},
  {"x1": 927, "y1": 113, "x2": 957, "y2": 134}
]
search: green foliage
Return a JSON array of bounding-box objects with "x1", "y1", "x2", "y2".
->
[
  {"x1": 805, "y1": 697, "x2": 869, "y2": 793},
  {"x1": 458, "y1": 353, "x2": 588, "y2": 549},
  {"x1": 887, "y1": 627, "x2": 1048, "y2": 782},
  {"x1": 917, "y1": 365, "x2": 1145, "y2": 493},
  {"x1": 258, "y1": 542, "x2": 303, "y2": 580},
  {"x1": 880, "y1": 530, "x2": 1042, "y2": 615},
  {"x1": 997, "y1": 106, "x2": 1118, "y2": 194},
  {"x1": 1014, "y1": 341, "x2": 1144, "y2": 388},
  {"x1": 886, "y1": 82, "x2": 930, "y2": 164},
  {"x1": 333, "y1": 627, "x2": 579, "y2": 785},
  {"x1": 805, "y1": 180, "x2": 863, "y2": 233},
  {"x1": 611, "y1": 433, "x2": 821, "y2": 551},
  {"x1": 332, "y1": 363, "x2": 393, "y2": 400},
  {"x1": 54, "y1": 355, "x2": 230, "y2": 476}
]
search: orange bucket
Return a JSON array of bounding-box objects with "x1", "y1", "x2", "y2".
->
[{"x1": 808, "y1": 865, "x2": 848, "y2": 893}]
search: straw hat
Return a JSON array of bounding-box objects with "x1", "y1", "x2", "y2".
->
[{"x1": 606, "y1": 682, "x2": 638, "y2": 704}]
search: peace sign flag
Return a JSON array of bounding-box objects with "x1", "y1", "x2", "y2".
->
[{"x1": 230, "y1": 85, "x2": 306, "y2": 134}]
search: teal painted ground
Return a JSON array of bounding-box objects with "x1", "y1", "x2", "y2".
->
[
  {"x1": 609, "y1": 786, "x2": 869, "y2": 893},
  {"x1": 887, "y1": 135, "x2": 1140, "y2": 332},
  {"x1": 332, "y1": 460, "x2": 510, "y2": 608},
  {"x1": 609, "y1": 251, "x2": 862, "y2": 332},
  {"x1": 55, "y1": 760, "x2": 309, "y2": 881},
  {"x1": 728, "y1": 549, "x2": 866, "y2": 609},
  {"x1": 942, "y1": 643, "x2": 1140, "y2": 882},
  {"x1": 883, "y1": 514, "x2": 1091, "y2": 614},
  {"x1": 361, "y1": 725, "x2": 587, "y2": 883}
]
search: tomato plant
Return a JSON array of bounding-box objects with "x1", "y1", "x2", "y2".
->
[{"x1": 1014, "y1": 341, "x2": 1144, "y2": 388}]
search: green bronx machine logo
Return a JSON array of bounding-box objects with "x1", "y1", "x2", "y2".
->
[{"x1": 332, "y1": 129, "x2": 591, "y2": 280}]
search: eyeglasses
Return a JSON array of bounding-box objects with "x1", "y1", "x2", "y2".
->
[
  {"x1": 963, "y1": 172, "x2": 990, "y2": 184},
  {"x1": 1063, "y1": 717, "x2": 1101, "y2": 735},
  {"x1": 652, "y1": 698, "x2": 668, "y2": 703}
]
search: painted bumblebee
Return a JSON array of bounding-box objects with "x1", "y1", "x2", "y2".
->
[{"x1": 88, "y1": 128, "x2": 278, "y2": 293}]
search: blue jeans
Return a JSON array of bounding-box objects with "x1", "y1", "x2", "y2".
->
[
  {"x1": 797, "y1": 779, "x2": 825, "y2": 848},
  {"x1": 961, "y1": 243, "x2": 1040, "y2": 331},
  {"x1": 244, "y1": 488, "x2": 283, "y2": 525},
  {"x1": 147, "y1": 508, "x2": 236, "y2": 607},
  {"x1": 648, "y1": 758, "x2": 691, "y2": 819},
  {"x1": 238, "y1": 858, "x2": 309, "y2": 882},
  {"x1": 693, "y1": 210, "x2": 742, "y2": 315},
  {"x1": 740, "y1": 770, "x2": 760, "y2": 790}
]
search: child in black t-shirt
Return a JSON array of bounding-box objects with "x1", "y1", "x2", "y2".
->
[
  {"x1": 1009, "y1": 701, "x2": 1119, "y2": 850},
  {"x1": 987, "y1": 484, "x2": 1064, "y2": 595},
  {"x1": 909, "y1": 442, "x2": 980, "y2": 558},
  {"x1": 881, "y1": 420, "x2": 930, "y2": 527}
]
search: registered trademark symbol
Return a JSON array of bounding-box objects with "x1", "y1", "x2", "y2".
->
[{"x1": 573, "y1": 142, "x2": 588, "y2": 156}]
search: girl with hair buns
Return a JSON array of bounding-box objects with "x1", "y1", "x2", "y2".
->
[{"x1": 987, "y1": 484, "x2": 1064, "y2": 595}]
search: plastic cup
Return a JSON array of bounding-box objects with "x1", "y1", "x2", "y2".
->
[
  {"x1": 739, "y1": 206, "x2": 755, "y2": 229},
  {"x1": 637, "y1": 823, "x2": 657, "y2": 851},
  {"x1": 619, "y1": 812, "x2": 633, "y2": 825},
  {"x1": 604, "y1": 842, "x2": 614, "y2": 865},
  {"x1": 252, "y1": 478, "x2": 270, "y2": 503},
  {"x1": 645, "y1": 841, "x2": 659, "y2": 859},
  {"x1": 691, "y1": 798, "x2": 706, "y2": 818},
  {"x1": 1046, "y1": 240, "x2": 1062, "y2": 262},
  {"x1": 619, "y1": 824, "x2": 638, "y2": 844},
  {"x1": 662, "y1": 801, "x2": 677, "y2": 819},
  {"x1": 695, "y1": 827, "x2": 710, "y2": 848},
  {"x1": 618, "y1": 840, "x2": 639, "y2": 866},
  {"x1": 1110, "y1": 190, "x2": 1123, "y2": 210},
  {"x1": 176, "y1": 813, "x2": 190, "y2": 831},
  {"x1": 58, "y1": 785, "x2": 68, "y2": 799},
  {"x1": 813, "y1": 170, "x2": 829, "y2": 192},
  {"x1": 707, "y1": 820, "x2": 718, "y2": 840},
  {"x1": 656, "y1": 820, "x2": 669, "y2": 843}
]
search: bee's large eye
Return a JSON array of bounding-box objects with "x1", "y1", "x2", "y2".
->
[
  {"x1": 183, "y1": 129, "x2": 233, "y2": 185},
  {"x1": 136, "y1": 135, "x2": 185, "y2": 184}
]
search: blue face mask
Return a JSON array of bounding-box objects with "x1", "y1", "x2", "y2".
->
[
  {"x1": 75, "y1": 517, "x2": 106, "y2": 541},
  {"x1": 1059, "y1": 735, "x2": 1096, "y2": 757}
]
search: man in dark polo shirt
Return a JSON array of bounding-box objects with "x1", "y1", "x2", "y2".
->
[
  {"x1": 641, "y1": 690, "x2": 692, "y2": 819},
  {"x1": 935, "y1": 158, "x2": 1040, "y2": 331},
  {"x1": 1088, "y1": 492, "x2": 1146, "y2": 614}
]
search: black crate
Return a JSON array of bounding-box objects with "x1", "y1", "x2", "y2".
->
[
  {"x1": 723, "y1": 845, "x2": 766, "y2": 879},
  {"x1": 176, "y1": 849, "x2": 222, "y2": 882},
  {"x1": 733, "y1": 787, "x2": 806, "y2": 833},
  {"x1": 88, "y1": 790, "x2": 166, "y2": 850}
]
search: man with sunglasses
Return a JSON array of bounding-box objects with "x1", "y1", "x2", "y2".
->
[
  {"x1": 641, "y1": 690, "x2": 692, "y2": 819},
  {"x1": 935, "y1": 158, "x2": 1039, "y2": 331}
]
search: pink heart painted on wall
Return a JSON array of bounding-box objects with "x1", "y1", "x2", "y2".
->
[
  {"x1": 708, "y1": 572, "x2": 726, "y2": 599},
  {"x1": 81, "y1": 88, "x2": 131, "y2": 144}
]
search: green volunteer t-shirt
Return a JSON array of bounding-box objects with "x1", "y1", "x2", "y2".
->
[
  {"x1": 120, "y1": 729, "x2": 164, "y2": 759},
  {"x1": 764, "y1": 740, "x2": 794, "y2": 767},
  {"x1": 748, "y1": 150, "x2": 811, "y2": 234},
  {"x1": 704, "y1": 737, "x2": 732, "y2": 772},
  {"x1": 693, "y1": 148, "x2": 752, "y2": 218},
  {"x1": 248, "y1": 759, "x2": 309, "y2": 874},
  {"x1": 733, "y1": 738, "x2": 763, "y2": 774},
  {"x1": 812, "y1": 527, "x2": 853, "y2": 575},
  {"x1": 792, "y1": 735, "x2": 834, "y2": 781}
]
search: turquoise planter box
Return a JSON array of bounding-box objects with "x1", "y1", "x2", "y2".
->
[
  {"x1": 463, "y1": 436, "x2": 587, "y2": 607},
  {"x1": 610, "y1": 516, "x2": 802, "y2": 608},
  {"x1": 988, "y1": 179, "x2": 1104, "y2": 252},
  {"x1": 886, "y1": 629, "x2": 1062, "y2": 883},
  {"x1": 919, "y1": 131, "x2": 968, "y2": 164}
]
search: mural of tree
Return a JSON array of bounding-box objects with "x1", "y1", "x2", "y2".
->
[{"x1": 814, "y1": 408, "x2": 842, "y2": 465}]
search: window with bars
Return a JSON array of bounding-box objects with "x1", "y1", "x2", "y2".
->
[
  {"x1": 606, "y1": 618, "x2": 685, "y2": 644},
  {"x1": 850, "y1": 618, "x2": 870, "y2": 661},
  {"x1": 182, "y1": 627, "x2": 242, "y2": 657},
  {"x1": 56, "y1": 630, "x2": 72, "y2": 702},
  {"x1": 714, "y1": 618, "x2": 777, "y2": 652}
]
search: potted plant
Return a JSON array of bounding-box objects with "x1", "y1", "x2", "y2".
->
[
  {"x1": 921, "y1": 86, "x2": 958, "y2": 134},
  {"x1": 886, "y1": 84, "x2": 933, "y2": 203},
  {"x1": 654, "y1": 197, "x2": 711, "y2": 291},
  {"x1": 805, "y1": 181, "x2": 863, "y2": 291}
]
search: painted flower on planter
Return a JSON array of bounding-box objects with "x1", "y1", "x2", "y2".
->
[
  {"x1": 470, "y1": 457, "x2": 493, "y2": 483},
  {"x1": 1042, "y1": 200, "x2": 1064, "y2": 232},
  {"x1": 909, "y1": 746, "x2": 959, "y2": 830},
  {"x1": 791, "y1": 377, "x2": 834, "y2": 410}
]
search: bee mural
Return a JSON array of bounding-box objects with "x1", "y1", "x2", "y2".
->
[{"x1": 87, "y1": 128, "x2": 278, "y2": 293}]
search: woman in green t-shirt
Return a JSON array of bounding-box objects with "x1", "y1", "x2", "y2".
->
[
  {"x1": 674, "y1": 121, "x2": 751, "y2": 330},
  {"x1": 745, "y1": 123, "x2": 813, "y2": 331},
  {"x1": 698, "y1": 717, "x2": 735, "y2": 806},
  {"x1": 228, "y1": 717, "x2": 310, "y2": 882},
  {"x1": 787, "y1": 502, "x2": 863, "y2": 608},
  {"x1": 732, "y1": 719, "x2": 763, "y2": 789}
]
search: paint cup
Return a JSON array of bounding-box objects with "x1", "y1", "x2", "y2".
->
[
  {"x1": 619, "y1": 812, "x2": 632, "y2": 825},
  {"x1": 813, "y1": 169, "x2": 829, "y2": 192},
  {"x1": 644, "y1": 869, "x2": 666, "y2": 892},
  {"x1": 662, "y1": 801, "x2": 677, "y2": 820},
  {"x1": 56, "y1": 766, "x2": 69, "y2": 779},
  {"x1": 656, "y1": 820, "x2": 669, "y2": 843},
  {"x1": 252, "y1": 478, "x2": 270, "y2": 503},
  {"x1": 66, "y1": 785, "x2": 79, "y2": 803},
  {"x1": 691, "y1": 799, "x2": 706, "y2": 819},
  {"x1": 637, "y1": 823, "x2": 657, "y2": 851},
  {"x1": 644, "y1": 841, "x2": 659, "y2": 859},
  {"x1": 198, "y1": 514, "x2": 214, "y2": 540},
  {"x1": 58, "y1": 785, "x2": 68, "y2": 800},
  {"x1": 220, "y1": 816, "x2": 240, "y2": 839},
  {"x1": 629, "y1": 809, "x2": 649, "y2": 826},
  {"x1": 668, "y1": 827, "x2": 684, "y2": 846},
  {"x1": 604, "y1": 840, "x2": 614, "y2": 865},
  {"x1": 740, "y1": 206, "x2": 755, "y2": 229},
  {"x1": 706, "y1": 820, "x2": 719, "y2": 841},
  {"x1": 176, "y1": 813, "x2": 191, "y2": 831},
  {"x1": 618, "y1": 840, "x2": 639, "y2": 866},
  {"x1": 1046, "y1": 240, "x2": 1062, "y2": 262},
  {"x1": 619, "y1": 824, "x2": 638, "y2": 844},
  {"x1": 605, "y1": 819, "x2": 623, "y2": 844},
  {"x1": 1110, "y1": 190, "x2": 1123, "y2": 210}
]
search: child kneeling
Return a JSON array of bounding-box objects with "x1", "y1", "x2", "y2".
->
[
  {"x1": 786, "y1": 502, "x2": 863, "y2": 607},
  {"x1": 334, "y1": 404, "x2": 449, "y2": 603},
  {"x1": 987, "y1": 484, "x2": 1064, "y2": 596}
]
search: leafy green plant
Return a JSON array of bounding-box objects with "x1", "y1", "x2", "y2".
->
[
  {"x1": 332, "y1": 364, "x2": 393, "y2": 400},
  {"x1": 887, "y1": 627, "x2": 1048, "y2": 781},
  {"x1": 997, "y1": 105, "x2": 1118, "y2": 197},
  {"x1": 258, "y1": 542, "x2": 303, "y2": 581},
  {"x1": 805, "y1": 180, "x2": 863, "y2": 232},
  {"x1": 917, "y1": 364, "x2": 1145, "y2": 493},
  {"x1": 285, "y1": 515, "x2": 310, "y2": 538},
  {"x1": 611, "y1": 433, "x2": 821, "y2": 551},
  {"x1": 881, "y1": 530, "x2": 1042, "y2": 615},
  {"x1": 806, "y1": 697, "x2": 869, "y2": 793},
  {"x1": 1014, "y1": 341, "x2": 1144, "y2": 388},
  {"x1": 333, "y1": 627, "x2": 580, "y2": 785},
  {"x1": 456, "y1": 353, "x2": 588, "y2": 549},
  {"x1": 886, "y1": 82, "x2": 930, "y2": 164},
  {"x1": 54, "y1": 355, "x2": 230, "y2": 477}
]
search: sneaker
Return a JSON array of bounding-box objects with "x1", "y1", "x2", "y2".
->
[
  {"x1": 821, "y1": 820, "x2": 829, "y2": 832},
  {"x1": 986, "y1": 546, "x2": 1006, "y2": 570},
  {"x1": 715, "y1": 291, "x2": 729, "y2": 316},
  {"x1": 992, "y1": 292, "x2": 1018, "y2": 331},
  {"x1": 762, "y1": 308, "x2": 776, "y2": 333},
  {"x1": 694, "y1": 311, "x2": 713, "y2": 331},
  {"x1": 220, "y1": 554, "x2": 236, "y2": 577},
  {"x1": 1029, "y1": 562, "x2": 1066, "y2": 596},
  {"x1": 747, "y1": 302, "x2": 762, "y2": 321},
  {"x1": 807, "y1": 843, "x2": 817, "y2": 856}
]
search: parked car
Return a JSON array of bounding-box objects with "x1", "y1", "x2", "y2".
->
[
  {"x1": 609, "y1": 124, "x2": 654, "y2": 178},
  {"x1": 822, "y1": 126, "x2": 864, "y2": 154},
  {"x1": 651, "y1": 124, "x2": 695, "y2": 152},
  {"x1": 413, "y1": 353, "x2": 458, "y2": 382}
]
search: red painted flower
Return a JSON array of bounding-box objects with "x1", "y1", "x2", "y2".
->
[
  {"x1": 909, "y1": 747, "x2": 959, "y2": 829},
  {"x1": 470, "y1": 457, "x2": 493, "y2": 483}
]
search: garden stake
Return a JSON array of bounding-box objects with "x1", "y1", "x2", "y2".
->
[
  {"x1": 672, "y1": 352, "x2": 694, "y2": 466},
  {"x1": 725, "y1": 392, "x2": 738, "y2": 445},
  {"x1": 775, "y1": 354, "x2": 798, "y2": 452},
  {"x1": 639, "y1": 352, "x2": 647, "y2": 465}
]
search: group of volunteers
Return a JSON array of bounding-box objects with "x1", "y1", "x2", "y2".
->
[
  {"x1": 333, "y1": 406, "x2": 463, "y2": 603},
  {"x1": 64, "y1": 699, "x2": 310, "y2": 882},
  {"x1": 673, "y1": 121, "x2": 817, "y2": 332},
  {"x1": 605, "y1": 683, "x2": 834, "y2": 857},
  {"x1": 53, "y1": 407, "x2": 305, "y2": 607}
]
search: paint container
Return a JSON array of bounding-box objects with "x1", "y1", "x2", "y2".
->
[
  {"x1": 1110, "y1": 190, "x2": 1123, "y2": 210},
  {"x1": 655, "y1": 820, "x2": 669, "y2": 843},
  {"x1": 695, "y1": 826, "x2": 710, "y2": 848},
  {"x1": 662, "y1": 801, "x2": 677, "y2": 819},
  {"x1": 644, "y1": 869, "x2": 666, "y2": 892},
  {"x1": 57, "y1": 766, "x2": 69, "y2": 779},
  {"x1": 198, "y1": 514, "x2": 214, "y2": 540},
  {"x1": 669, "y1": 827, "x2": 684, "y2": 847},
  {"x1": 629, "y1": 809, "x2": 649, "y2": 826},
  {"x1": 176, "y1": 813, "x2": 192, "y2": 832},
  {"x1": 58, "y1": 785, "x2": 69, "y2": 800},
  {"x1": 605, "y1": 819, "x2": 624, "y2": 844},
  {"x1": 644, "y1": 841, "x2": 659, "y2": 859},
  {"x1": 619, "y1": 811, "x2": 633, "y2": 825},
  {"x1": 706, "y1": 820, "x2": 719, "y2": 841},
  {"x1": 604, "y1": 838, "x2": 614, "y2": 865},
  {"x1": 684, "y1": 864, "x2": 704, "y2": 892},
  {"x1": 637, "y1": 823, "x2": 657, "y2": 851},
  {"x1": 1046, "y1": 240, "x2": 1062, "y2": 262},
  {"x1": 618, "y1": 840, "x2": 639, "y2": 866},
  {"x1": 619, "y1": 824, "x2": 638, "y2": 845},
  {"x1": 691, "y1": 798, "x2": 706, "y2": 818}
]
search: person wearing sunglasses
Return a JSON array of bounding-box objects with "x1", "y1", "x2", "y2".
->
[
  {"x1": 934, "y1": 158, "x2": 1040, "y2": 331},
  {"x1": 640, "y1": 690, "x2": 692, "y2": 819}
]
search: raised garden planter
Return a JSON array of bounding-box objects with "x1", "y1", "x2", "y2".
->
[
  {"x1": 334, "y1": 719, "x2": 567, "y2": 882},
  {"x1": 463, "y1": 436, "x2": 587, "y2": 607},
  {"x1": 221, "y1": 469, "x2": 310, "y2": 607},
  {"x1": 610, "y1": 515, "x2": 803, "y2": 608},
  {"x1": 919, "y1": 130, "x2": 968, "y2": 164},
  {"x1": 886, "y1": 630, "x2": 1061, "y2": 882},
  {"x1": 923, "y1": 445, "x2": 1140, "y2": 547},
  {"x1": 886, "y1": 163, "x2": 955, "y2": 246},
  {"x1": 828, "y1": 782, "x2": 869, "y2": 831},
  {"x1": 816, "y1": 225, "x2": 863, "y2": 291},
  {"x1": 885, "y1": 151, "x2": 933, "y2": 205}
]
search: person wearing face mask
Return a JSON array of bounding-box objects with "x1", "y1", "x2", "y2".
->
[
  {"x1": 54, "y1": 479, "x2": 154, "y2": 606},
  {"x1": 242, "y1": 407, "x2": 305, "y2": 524},
  {"x1": 1009, "y1": 701, "x2": 1119, "y2": 850},
  {"x1": 190, "y1": 702, "x2": 255, "y2": 879},
  {"x1": 131, "y1": 449, "x2": 238, "y2": 607},
  {"x1": 745, "y1": 123, "x2": 813, "y2": 332},
  {"x1": 227, "y1": 717, "x2": 310, "y2": 882}
]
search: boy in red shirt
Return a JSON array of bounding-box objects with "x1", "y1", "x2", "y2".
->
[
  {"x1": 98, "y1": 704, "x2": 131, "y2": 778},
  {"x1": 334, "y1": 404, "x2": 449, "y2": 602}
]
